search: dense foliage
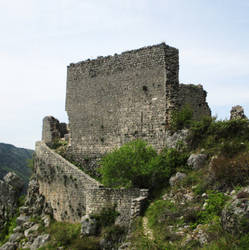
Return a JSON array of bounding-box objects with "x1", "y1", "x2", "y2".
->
[{"x1": 99, "y1": 139, "x2": 189, "y2": 189}]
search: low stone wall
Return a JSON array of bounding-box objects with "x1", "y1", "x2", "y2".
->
[
  {"x1": 35, "y1": 141, "x2": 148, "y2": 226},
  {"x1": 85, "y1": 188, "x2": 148, "y2": 226}
]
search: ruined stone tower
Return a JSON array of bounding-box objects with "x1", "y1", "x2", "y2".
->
[{"x1": 65, "y1": 43, "x2": 210, "y2": 159}]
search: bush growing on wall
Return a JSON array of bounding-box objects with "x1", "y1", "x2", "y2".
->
[
  {"x1": 99, "y1": 139, "x2": 188, "y2": 189},
  {"x1": 170, "y1": 105, "x2": 193, "y2": 131}
]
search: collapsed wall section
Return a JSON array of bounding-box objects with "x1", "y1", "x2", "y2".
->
[
  {"x1": 85, "y1": 188, "x2": 148, "y2": 226},
  {"x1": 178, "y1": 84, "x2": 211, "y2": 119},
  {"x1": 66, "y1": 43, "x2": 179, "y2": 159}
]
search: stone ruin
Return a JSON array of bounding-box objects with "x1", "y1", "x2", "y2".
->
[
  {"x1": 230, "y1": 105, "x2": 247, "y2": 120},
  {"x1": 36, "y1": 43, "x2": 212, "y2": 226}
]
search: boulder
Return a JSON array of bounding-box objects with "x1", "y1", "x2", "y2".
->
[
  {"x1": 187, "y1": 154, "x2": 207, "y2": 170},
  {"x1": 230, "y1": 105, "x2": 247, "y2": 120},
  {"x1": 30, "y1": 234, "x2": 50, "y2": 250},
  {"x1": 222, "y1": 186, "x2": 249, "y2": 234},
  {"x1": 169, "y1": 172, "x2": 187, "y2": 186},
  {"x1": 80, "y1": 215, "x2": 98, "y2": 236}
]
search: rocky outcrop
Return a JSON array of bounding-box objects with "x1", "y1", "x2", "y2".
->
[
  {"x1": 230, "y1": 105, "x2": 247, "y2": 120},
  {"x1": 165, "y1": 129, "x2": 189, "y2": 148},
  {"x1": 24, "y1": 178, "x2": 53, "y2": 217},
  {"x1": 187, "y1": 153, "x2": 207, "y2": 170},
  {"x1": 169, "y1": 172, "x2": 186, "y2": 186},
  {"x1": 0, "y1": 172, "x2": 24, "y2": 231},
  {"x1": 80, "y1": 215, "x2": 98, "y2": 236},
  {"x1": 222, "y1": 186, "x2": 249, "y2": 234}
]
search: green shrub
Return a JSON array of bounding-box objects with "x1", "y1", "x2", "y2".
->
[
  {"x1": 210, "y1": 152, "x2": 249, "y2": 187},
  {"x1": 48, "y1": 222, "x2": 81, "y2": 246},
  {"x1": 146, "y1": 200, "x2": 179, "y2": 228},
  {"x1": 170, "y1": 105, "x2": 193, "y2": 131},
  {"x1": 197, "y1": 190, "x2": 228, "y2": 225},
  {"x1": 0, "y1": 216, "x2": 17, "y2": 245},
  {"x1": 93, "y1": 207, "x2": 120, "y2": 228},
  {"x1": 99, "y1": 140, "x2": 188, "y2": 190},
  {"x1": 189, "y1": 117, "x2": 249, "y2": 155},
  {"x1": 239, "y1": 233, "x2": 249, "y2": 249}
]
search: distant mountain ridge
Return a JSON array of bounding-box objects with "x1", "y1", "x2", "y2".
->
[{"x1": 0, "y1": 143, "x2": 33, "y2": 185}]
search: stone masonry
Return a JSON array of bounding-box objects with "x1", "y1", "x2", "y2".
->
[
  {"x1": 65, "y1": 43, "x2": 210, "y2": 161},
  {"x1": 35, "y1": 43, "x2": 211, "y2": 227},
  {"x1": 34, "y1": 141, "x2": 148, "y2": 226}
]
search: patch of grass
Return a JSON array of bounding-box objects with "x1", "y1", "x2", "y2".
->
[
  {"x1": 197, "y1": 191, "x2": 228, "y2": 225},
  {"x1": 45, "y1": 221, "x2": 100, "y2": 250}
]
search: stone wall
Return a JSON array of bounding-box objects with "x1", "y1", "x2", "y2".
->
[
  {"x1": 178, "y1": 84, "x2": 211, "y2": 120},
  {"x1": 35, "y1": 141, "x2": 101, "y2": 222},
  {"x1": 42, "y1": 116, "x2": 69, "y2": 146},
  {"x1": 85, "y1": 188, "x2": 148, "y2": 226},
  {"x1": 66, "y1": 43, "x2": 179, "y2": 158},
  {"x1": 35, "y1": 141, "x2": 147, "y2": 225}
]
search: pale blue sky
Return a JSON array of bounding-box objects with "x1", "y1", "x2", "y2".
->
[{"x1": 0, "y1": 0, "x2": 248, "y2": 149}]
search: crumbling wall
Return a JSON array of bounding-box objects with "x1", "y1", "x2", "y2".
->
[
  {"x1": 66, "y1": 43, "x2": 179, "y2": 160},
  {"x1": 42, "y1": 116, "x2": 69, "y2": 146},
  {"x1": 177, "y1": 84, "x2": 211, "y2": 120},
  {"x1": 85, "y1": 188, "x2": 148, "y2": 226},
  {"x1": 35, "y1": 141, "x2": 148, "y2": 225},
  {"x1": 35, "y1": 141, "x2": 101, "y2": 222}
]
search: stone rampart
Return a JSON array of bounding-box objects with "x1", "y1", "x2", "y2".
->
[
  {"x1": 66, "y1": 43, "x2": 179, "y2": 159},
  {"x1": 35, "y1": 141, "x2": 148, "y2": 226},
  {"x1": 35, "y1": 141, "x2": 101, "y2": 222}
]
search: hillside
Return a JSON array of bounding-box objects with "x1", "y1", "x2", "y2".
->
[
  {"x1": 0, "y1": 143, "x2": 33, "y2": 185},
  {"x1": 1, "y1": 108, "x2": 249, "y2": 249}
]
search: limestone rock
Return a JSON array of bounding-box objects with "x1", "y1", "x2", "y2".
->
[
  {"x1": 8, "y1": 233, "x2": 23, "y2": 243},
  {"x1": 165, "y1": 129, "x2": 189, "y2": 148},
  {"x1": 0, "y1": 174, "x2": 25, "y2": 231},
  {"x1": 118, "y1": 242, "x2": 132, "y2": 250},
  {"x1": 42, "y1": 215, "x2": 51, "y2": 228},
  {"x1": 0, "y1": 242, "x2": 17, "y2": 250},
  {"x1": 230, "y1": 105, "x2": 247, "y2": 120},
  {"x1": 30, "y1": 234, "x2": 50, "y2": 250},
  {"x1": 187, "y1": 154, "x2": 207, "y2": 170},
  {"x1": 3, "y1": 172, "x2": 24, "y2": 190},
  {"x1": 80, "y1": 215, "x2": 98, "y2": 236},
  {"x1": 13, "y1": 226, "x2": 22, "y2": 233},
  {"x1": 24, "y1": 224, "x2": 39, "y2": 237},
  {"x1": 16, "y1": 215, "x2": 30, "y2": 226},
  {"x1": 222, "y1": 186, "x2": 249, "y2": 234},
  {"x1": 169, "y1": 172, "x2": 186, "y2": 186}
]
